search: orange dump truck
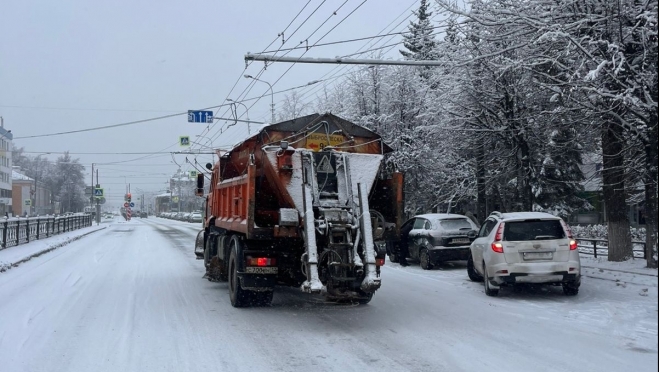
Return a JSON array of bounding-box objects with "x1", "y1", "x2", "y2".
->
[{"x1": 194, "y1": 113, "x2": 404, "y2": 307}]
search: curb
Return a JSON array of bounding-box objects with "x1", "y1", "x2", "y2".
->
[{"x1": 0, "y1": 226, "x2": 108, "y2": 273}]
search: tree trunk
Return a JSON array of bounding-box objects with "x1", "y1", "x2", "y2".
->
[
  {"x1": 476, "y1": 143, "x2": 487, "y2": 222},
  {"x1": 601, "y1": 119, "x2": 633, "y2": 261},
  {"x1": 644, "y1": 114, "x2": 658, "y2": 268}
]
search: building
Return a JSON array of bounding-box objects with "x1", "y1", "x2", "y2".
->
[
  {"x1": 169, "y1": 169, "x2": 199, "y2": 212},
  {"x1": 0, "y1": 117, "x2": 12, "y2": 215},
  {"x1": 11, "y1": 166, "x2": 53, "y2": 216},
  {"x1": 11, "y1": 167, "x2": 32, "y2": 216}
]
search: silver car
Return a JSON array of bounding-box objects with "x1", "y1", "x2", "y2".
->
[
  {"x1": 467, "y1": 211, "x2": 581, "y2": 296},
  {"x1": 399, "y1": 213, "x2": 479, "y2": 270}
]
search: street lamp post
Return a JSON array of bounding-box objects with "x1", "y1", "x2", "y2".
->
[
  {"x1": 226, "y1": 98, "x2": 252, "y2": 134},
  {"x1": 244, "y1": 75, "x2": 275, "y2": 123}
]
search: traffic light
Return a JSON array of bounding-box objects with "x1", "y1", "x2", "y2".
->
[{"x1": 125, "y1": 193, "x2": 132, "y2": 203}]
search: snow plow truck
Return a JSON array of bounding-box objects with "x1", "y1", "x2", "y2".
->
[{"x1": 193, "y1": 113, "x2": 404, "y2": 307}]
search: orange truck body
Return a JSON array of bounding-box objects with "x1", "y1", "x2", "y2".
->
[{"x1": 198, "y1": 113, "x2": 404, "y2": 306}]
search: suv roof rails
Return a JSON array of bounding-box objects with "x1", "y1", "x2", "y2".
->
[{"x1": 489, "y1": 211, "x2": 503, "y2": 218}]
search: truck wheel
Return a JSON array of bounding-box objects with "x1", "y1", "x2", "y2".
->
[
  {"x1": 562, "y1": 281, "x2": 580, "y2": 296},
  {"x1": 356, "y1": 291, "x2": 374, "y2": 305},
  {"x1": 467, "y1": 254, "x2": 483, "y2": 282},
  {"x1": 229, "y1": 238, "x2": 251, "y2": 307},
  {"x1": 419, "y1": 249, "x2": 433, "y2": 270},
  {"x1": 253, "y1": 291, "x2": 274, "y2": 306}
]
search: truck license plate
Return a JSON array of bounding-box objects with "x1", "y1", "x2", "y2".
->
[
  {"x1": 245, "y1": 267, "x2": 278, "y2": 274},
  {"x1": 452, "y1": 238, "x2": 469, "y2": 244}
]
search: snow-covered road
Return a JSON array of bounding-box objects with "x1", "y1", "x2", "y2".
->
[{"x1": 0, "y1": 217, "x2": 656, "y2": 372}]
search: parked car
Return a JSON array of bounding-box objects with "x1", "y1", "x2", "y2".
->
[
  {"x1": 467, "y1": 211, "x2": 580, "y2": 297},
  {"x1": 188, "y1": 212, "x2": 202, "y2": 223},
  {"x1": 140, "y1": 211, "x2": 148, "y2": 218},
  {"x1": 393, "y1": 213, "x2": 479, "y2": 269}
]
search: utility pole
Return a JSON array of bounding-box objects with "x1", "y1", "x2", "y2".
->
[
  {"x1": 178, "y1": 171, "x2": 182, "y2": 213},
  {"x1": 95, "y1": 168, "x2": 100, "y2": 225}
]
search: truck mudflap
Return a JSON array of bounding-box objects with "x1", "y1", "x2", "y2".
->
[
  {"x1": 358, "y1": 183, "x2": 381, "y2": 292},
  {"x1": 194, "y1": 230, "x2": 204, "y2": 259}
]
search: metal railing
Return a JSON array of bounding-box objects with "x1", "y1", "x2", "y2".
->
[
  {"x1": 0, "y1": 214, "x2": 93, "y2": 250},
  {"x1": 576, "y1": 238, "x2": 647, "y2": 259}
]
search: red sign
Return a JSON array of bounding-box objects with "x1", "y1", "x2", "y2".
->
[{"x1": 124, "y1": 202, "x2": 129, "y2": 207}]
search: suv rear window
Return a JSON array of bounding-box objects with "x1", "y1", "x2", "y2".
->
[
  {"x1": 504, "y1": 220, "x2": 566, "y2": 241},
  {"x1": 439, "y1": 219, "x2": 472, "y2": 230}
]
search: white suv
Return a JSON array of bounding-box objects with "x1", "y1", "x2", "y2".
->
[{"x1": 467, "y1": 212, "x2": 580, "y2": 296}]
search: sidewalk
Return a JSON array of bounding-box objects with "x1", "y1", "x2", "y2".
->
[
  {"x1": 0, "y1": 224, "x2": 107, "y2": 272},
  {"x1": 580, "y1": 254, "x2": 658, "y2": 288}
]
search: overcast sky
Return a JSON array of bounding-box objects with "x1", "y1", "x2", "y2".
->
[{"x1": 1, "y1": 0, "x2": 423, "y2": 209}]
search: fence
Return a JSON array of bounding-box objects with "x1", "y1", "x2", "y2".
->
[
  {"x1": 576, "y1": 238, "x2": 647, "y2": 259},
  {"x1": 0, "y1": 214, "x2": 93, "y2": 250}
]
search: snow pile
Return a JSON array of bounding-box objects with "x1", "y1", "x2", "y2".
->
[
  {"x1": 0, "y1": 261, "x2": 10, "y2": 273},
  {"x1": 0, "y1": 225, "x2": 107, "y2": 273}
]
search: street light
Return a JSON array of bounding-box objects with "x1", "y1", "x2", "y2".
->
[
  {"x1": 226, "y1": 98, "x2": 252, "y2": 134},
  {"x1": 34, "y1": 152, "x2": 51, "y2": 216},
  {"x1": 244, "y1": 75, "x2": 275, "y2": 123}
]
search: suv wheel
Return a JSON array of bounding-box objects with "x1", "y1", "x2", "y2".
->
[
  {"x1": 483, "y1": 262, "x2": 499, "y2": 297},
  {"x1": 467, "y1": 254, "x2": 483, "y2": 282},
  {"x1": 562, "y1": 281, "x2": 580, "y2": 296},
  {"x1": 419, "y1": 249, "x2": 433, "y2": 270}
]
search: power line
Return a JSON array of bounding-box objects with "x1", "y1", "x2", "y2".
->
[
  {"x1": 276, "y1": 0, "x2": 419, "y2": 108},
  {"x1": 207, "y1": 0, "x2": 340, "y2": 143},
  {"x1": 0, "y1": 105, "x2": 179, "y2": 113},
  {"x1": 12, "y1": 80, "x2": 334, "y2": 140},
  {"x1": 192, "y1": 0, "x2": 317, "y2": 151},
  {"x1": 289, "y1": 4, "x2": 446, "y2": 109},
  {"x1": 210, "y1": 0, "x2": 370, "y2": 146}
]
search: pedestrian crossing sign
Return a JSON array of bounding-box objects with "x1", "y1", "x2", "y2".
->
[
  {"x1": 94, "y1": 188, "x2": 104, "y2": 197},
  {"x1": 189, "y1": 170, "x2": 197, "y2": 178}
]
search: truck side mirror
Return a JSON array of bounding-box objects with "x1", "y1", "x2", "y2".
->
[{"x1": 195, "y1": 174, "x2": 204, "y2": 196}]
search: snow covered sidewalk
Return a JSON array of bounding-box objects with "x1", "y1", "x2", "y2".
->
[
  {"x1": 0, "y1": 224, "x2": 107, "y2": 272},
  {"x1": 579, "y1": 255, "x2": 658, "y2": 290}
]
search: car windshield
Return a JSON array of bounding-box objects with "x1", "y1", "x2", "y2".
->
[
  {"x1": 438, "y1": 218, "x2": 472, "y2": 230},
  {"x1": 504, "y1": 220, "x2": 566, "y2": 241}
]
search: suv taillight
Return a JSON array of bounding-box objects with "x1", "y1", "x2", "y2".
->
[
  {"x1": 569, "y1": 240, "x2": 578, "y2": 250},
  {"x1": 491, "y1": 222, "x2": 505, "y2": 253},
  {"x1": 491, "y1": 242, "x2": 504, "y2": 253}
]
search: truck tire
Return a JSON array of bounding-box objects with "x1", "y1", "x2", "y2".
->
[
  {"x1": 253, "y1": 291, "x2": 274, "y2": 306},
  {"x1": 228, "y1": 237, "x2": 252, "y2": 308},
  {"x1": 356, "y1": 291, "x2": 374, "y2": 305}
]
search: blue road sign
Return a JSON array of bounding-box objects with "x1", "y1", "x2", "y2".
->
[
  {"x1": 93, "y1": 188, "x2": 104, "y2": 197},
  {"x1": 187, "y1": 110, "x2": 214, "y2": 123},
  {"x1": 130, "y1": 202, "x2": 135, "y2": 208}
]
